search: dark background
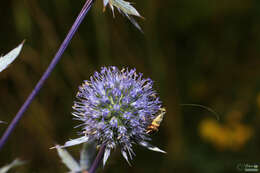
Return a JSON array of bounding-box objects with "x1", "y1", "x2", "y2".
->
[{"x1": 0, "y1": 0, "x2": 259, "y2": 172}]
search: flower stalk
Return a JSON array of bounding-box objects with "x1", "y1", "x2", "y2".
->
[
  {"x1": 88, "y1": 145, "x2": 106, "y2": 173},
  {"x1": 0, "y1": 0, "x2": 94, "y2": 151}
]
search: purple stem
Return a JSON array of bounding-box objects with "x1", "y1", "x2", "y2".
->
[
  {"x1": 88, "y1": 145, "x2": 106, "y2": 173},
  {"x1": 0, "y1": 0, "x2": 94, "y2": 151}
]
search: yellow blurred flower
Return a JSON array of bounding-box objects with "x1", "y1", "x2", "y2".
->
[{"x1": 199, "y1": 116, "x2": 253, "y2": 151}]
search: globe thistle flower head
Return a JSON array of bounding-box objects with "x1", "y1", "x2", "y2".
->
[{"x1": 63, "y1": 66, "x2": 165, "y2": 166}]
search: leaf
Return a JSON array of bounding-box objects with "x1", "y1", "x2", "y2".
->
[
  {"x1": 124, "y1": 14, "x2": 143, "y2": 33},
  {"x1": 103, "y1": 0, "x2": 109, "y2": 9},
  {"x1": 139, "y1": 141, "x2": 166, "y2": 153},
  {"x1": 103, "y1": 0, "x2": 143, "y2": 32},
  {"x1": 0, "y1": 159, "x2": 25, "y2": 173},
  {"x1": 54, "y1": 136, "x2": 89, "y2": 148},
  {"x1": 80, "y1": 141, "x2": 96, "y2": 170},
  {"x1": 121, "y1": 150, "x2": 131, "y2": 166},
  {"x1": 0, "y1": 121, "x2": 7, "y2": 124},
  {"x1": 103, "y1": 147, "x2": 111, "y2": 167},
  {"x1": 56, "y1": 146, "x2": 81, "y2": 172},
  {"x1": 0, "y1": 41, "x2": 24, "y2": 72},
  {"x1": 109, "y1": 0, "x2": 141, "y2": 17}
]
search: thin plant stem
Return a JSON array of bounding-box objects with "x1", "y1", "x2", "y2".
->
[
  {"x1": 0, "y1": 0, "x2": 94, "y2": 151},
  {"x1": 88, "y1": 145, "x2": 106, "y2": 173}
]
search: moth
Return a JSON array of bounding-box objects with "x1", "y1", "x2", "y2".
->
[{"x1": 146, "y1": 107, "x2": 166, "y2": 134}]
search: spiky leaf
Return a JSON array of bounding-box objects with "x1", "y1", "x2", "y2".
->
[
  {"x1": 0, "y1": 159, "x2": 25, "y2": 173},
  {"x1": 80, "y1": 141, "x2": 96, "y2": 170},
  {"x1": 0, "y1": 41, "x2": 24, "y2": 72},
  {"x1": 56, "y1": 146, "x2": 81, "y2": 172},
  {"x1": 103, "y1": 0, "x2": 143, "y2": 31}
]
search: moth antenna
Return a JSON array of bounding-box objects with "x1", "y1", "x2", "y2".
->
[{"x1": 180, "y1": 104, "x2": 220, "y2": 121}]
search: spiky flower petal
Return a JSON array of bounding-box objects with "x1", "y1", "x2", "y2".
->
[{"x1": 62, "y1": 66, "x2": 165, "y2": 165}]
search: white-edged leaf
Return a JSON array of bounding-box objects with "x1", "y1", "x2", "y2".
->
[
  {"x1": 0, "y1": 159, "x2": 25, "y2": 173},
  {"x1": 56, "y1": 146, "x2": 81, "y2": 172},
  {"x1": 103, "y1": 0, "x2": 109, "y2": 9},
  {"x1": 121, "y1": 150, "x2": 131, "y2": 166},
  {"x1": 0, "y1": 121, "x2": 7, "y2": 124},
  {"x1": 109, "y1": 0, "x2": 141, "y2": 17},
  {"x1": 80, "y1": 141, "x2": 96, "y2": 170},
  {"x1": 0, "y1": 41, "x2": 24, "y2": 72},
  {"x1": 55, "y1": 136, "x2": 89, "y2": 148},
  {"x1": 125, "y1": 15, "x2": 143, "y2": 33},
  {"x1": 103, "y1": 0, "x2": 143, "y2": 31},
  {"x1": 103, "y1": 148, "x2": 111, "y2": 167},
  {"x1": 139, "y1": 141, "x2": 166, "y2": 153}
]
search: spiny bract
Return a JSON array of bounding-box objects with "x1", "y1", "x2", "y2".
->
[
  {"x1": 62, "y1": 66, "x2": 165, "y2": 166},
  {"x1": 102, "y1": 0, "x2": 143, "y2": 32}
]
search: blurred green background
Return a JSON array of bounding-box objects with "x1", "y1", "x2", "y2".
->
[{"x1": 0, "y1": 0, "x2": 260, "y2": 172}]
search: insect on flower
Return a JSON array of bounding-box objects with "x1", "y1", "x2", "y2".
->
[
  {"x1": 146, "y1": 107, "x2": 166, "y2": 134},
  {"x1": 57, "y1": 66, "x2": 166, "y2": 166}
]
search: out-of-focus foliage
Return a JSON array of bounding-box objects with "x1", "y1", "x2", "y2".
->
[
  {"x1": 56, "y1": 146, "x2": 81, "y2": 172},
  {"x1": 0, "y1": 159, "x2": 25, "y2": 173},
  {"x1": 0, "y1": 0, "x2": 259, "y2": 173},
  {"x1": 54, "y1": 141, "x2": 96, "y2": 172}
]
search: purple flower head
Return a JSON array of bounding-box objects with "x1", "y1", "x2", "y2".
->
[{"x1": 62, "y1": 66, "x2": 165, "y2": 165}]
